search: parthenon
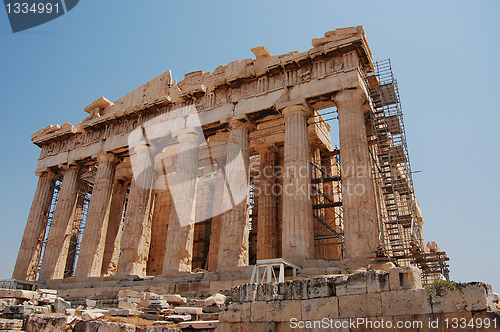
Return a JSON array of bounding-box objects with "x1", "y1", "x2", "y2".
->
[{"x1": 12, "y1": 26, "x2": 450, "y2": 297}]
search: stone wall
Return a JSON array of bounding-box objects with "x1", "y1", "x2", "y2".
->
[{"x1": 217, "y1": 268, "x2": 500, "y2": 331}]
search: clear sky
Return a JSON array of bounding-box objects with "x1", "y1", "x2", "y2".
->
[{"x1": 0, "y1": 1, "x2": 498, "y2": 291}]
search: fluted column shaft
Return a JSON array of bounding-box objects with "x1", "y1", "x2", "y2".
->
[
  {"x1": 163, "y1": 131, "x2": 201, "y2": 273},
  {"x1": 256, "y1": 147, "x2": 278, "y2": 260},
  {"x1": 75, "y1": 154, "x2": 117, "y2": 277},
  {"x1": 217, "y1": 121, "x2": 251, "y2": 269},
  {"x1": 101, "y1": 179, "x2": 129, "y2": 275},
  {"x1": 282, "y1": 105, "x2": 315, "y2": 261},
  {"x1": 146, "y1": 176, "x2": 173, "y2": 276},
  {"x1": 12, "y1": 171, "x2": 57, "y2": 281},
  {"x1": 334, "y1": 89, "x2": 379, "y2": 258},
  {"x1": 117, "y1": 145, "x2": 156, "y2": 277},
  {"x1": 39, "y1": 165, "x2": 80, "y2": 281}
]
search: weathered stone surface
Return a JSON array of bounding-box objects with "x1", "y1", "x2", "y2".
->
[
  {"x1": 306, "y1": 277, "x2": 334, "y2": 298},
  {"x1": 256, "y1": 282, "x2": 278, "y2": 301},
  {"x1": 332, "y1": 274, "x2": 348, "y2": 296},
  {"x1": 250, "y1": 300, "x2": 268, "y2": 322},
  {"x1": 12, "y1": 171, "x2": 57, "y2": 282},
  {"x1": 346, "y1": 272, "x2": 367, "y2": 295},
  {"x1": 0, "y1": 318, "x2": 23, "y2": 330},
  {"x1": 338, "y1": 293, "x2": 382, "y2": 318},
  {"x1": 165, "y1": 314, "x2": 192, "y2": 322},
  {"x1": 334, "y1": 89, "x2": 379, "y2": 259},
  {"x1": 162, "y1": 294, "x2": 187, "y2": 305},
  {"x1": 219, "y1": 302, "x2": 242, "y2": 323},
  {"x1": 281, "y1": 105, "x2": 315, "y2": 261},
  {"x1": 381, "y1": 289, "x2": 431, "y2": 316},
  {"x1": 301, "y1": 297, "x2": 339, "y2": 320},
  {"x1": 25, "y1": 313, "x2": 67, "y2": 332},
  {"x1": 217, "y1": 122, "x2": 251, "y2": 269},
  {"x1": 389, "y1": 266, "x2": 422, "y2": 291},
  {"x1": 267, "y1": 299, "x2": 302, "y2": 322},
  {"x1": 75, "y1": 320, "x2": 137, "y2": 332},
  {"x1": 0, "y1": 289, "x2": 39, "y2": 301},
  {"x1": 173, "y1": 306, "x2": 202, "y2": 315},
  {"x1": 430, "y1": 282, "x2": 495, "y2": 313},
  {"x1": 119, "y1": 301, "x2": 140, "y2": 310},
  {"x1": 81, "y1": 310, "x2": 105, "y2": 321},
  {"x1": 204, "y1": 293, "x2": 226, "y2": 306},
  {"x1": 109, "y1": 308, "x2": 142, "y2": 316},
  {"x1": 38, "y1": 166, "x2": 80, "y2": 281},
  {"x1": 179, "y1": 320, "x2": 218, "y2": 329},
  {"x1": 367, "y1": 270, "x2": 390, "y2": 293},
  {"x1": 53, "y1": 297, "x2": 71, "y2": 313},
  {"x1": 3, "y1": 304, "x2": 34, "y2": 314}
]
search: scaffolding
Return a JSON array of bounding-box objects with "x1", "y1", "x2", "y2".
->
[
  {"x1": 366, "y1": 59, "x2": 449, "y2": 283},
  {"x1": 65, "y1": 169, "x2": 94, "y2": 277},
  {"x1": 310, "y1": 155, "x2": 344, "y2": 260}
]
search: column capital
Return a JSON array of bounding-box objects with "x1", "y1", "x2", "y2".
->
[
  {"x1": 173, "y1": 128, "x2": 203, "y2": 143},
  {"x1": 34, "y1": 168, "x2": 58, "y2": 178},
  {"x1": 332, "y1": 88, "x2": 367, "y2": 107},
  {"x1": 281, "y1": 104, "x2": 312, "y2": 118},
  {"x1": 95, "y1": 152, "x2": 118, "y2": 164},
  {"x1": 228, "y1": 119, "x2": 255, "y2": 131},
  {"x1": 133, "y1": 143, "x2": 157, "y2": 154}
]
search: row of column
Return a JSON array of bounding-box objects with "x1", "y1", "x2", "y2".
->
[{"x1": 13, "y1": 89, "x2": 380, "y2": 282}]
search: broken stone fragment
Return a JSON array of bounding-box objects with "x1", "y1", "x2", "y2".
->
[
  {"x1": 204, "y1": 293, "x2": 226, "y2": 306},
  {"x1": 162, "y1": 294, "x2": 187, "y2": 305},
  {"x1": 81, "y1": 310, "x2": 105, "y2": 321},
  {"x1": 165, "y1": 314, "x2": 192, "y2": 322},
  {"x1": 53, "y1": 297, "x2": 71, "y2": 313},
  {"x1": 25, "y1": 313, "x2": 66, "y2": 332},
  {"x1": 174, "y1": 306, "x2": 203, "y2": 315}
]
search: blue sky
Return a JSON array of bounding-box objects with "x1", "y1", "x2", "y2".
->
[{"x1": 0, "y1": 1, "x2": 498, "y2": 291}]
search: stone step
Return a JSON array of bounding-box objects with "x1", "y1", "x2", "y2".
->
[
  {"x1": 0, "y1": 318, "x2": 23, "y2": 330},
  {"x1": 179, "y1": 320, "x2": 218, "y2": 329}
]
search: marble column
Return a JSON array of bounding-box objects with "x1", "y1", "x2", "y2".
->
[
  {"x1": 12, "y1": 170, "x2": 57, "y2": 281},
  {"x1": 116, "y1": 145, "x2": 156, "y2": 277},
  {"x1": 256, "y1": 146, "x2": 278, "y2": 260},
  {"x1": 101, "y1": 178, "x2": 129, "y2": 275},
  {"x1": 75, "y1": 154, "x2": 117, "y2": 277},
  {"x1": 162, "y1": 130, "x2": 201, "y2": 273},
  {"x1": 38, "y1": 165, "x2": 80, "y2": 281},
  {"x1": 281, "y1": 105, "x2": 315, "y2": 261},
  {"x1": 217, "y1": 120, "x2": 251, "y2": 269},
  {"x1": 206, "y1": 156, "x2": 225, "y2": 272},
  {"x1": 333, "y1": 89, "x2": 379, "y2": 258},
  {"x1": 146, "y1": 176, "x2": 173, "y2": 276}
]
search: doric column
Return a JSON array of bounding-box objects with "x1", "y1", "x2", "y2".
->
[
  {"x1": 12, "y1": 170, "x2": 57, "y2": 281},
  {"x1": 75, "y1": 154, "x2": 117, "y2": 277},
  {"x1": 162, "y1": 130, "x2": 201, "y2": 273},
  {"x1": 146, "y1": 176, "x2": 172, "y2": 276},
  {"x1": 333, "y1": 89, "x2": 379, "y2": 258},
  {"x1": 38, "y1": 164, "x2": 80, "y2": 281},
  {"x1": 217, "y1": 120, "x2": 251, "y2": 269},
  {"x1": 256, "y1": 146, "x2": 278, "y2": 260},
  {"x1": 101, "y1": 178, "x2": 129, "y2": 276},
  {"x1": 116, "y1": 145, "x2": 156, "y2": 277},
  {"x1": 206, "y1": 156, "x2": 226, "y2": 271},
  {"x1": 281, "y1": 105, "x2": 315, "y2": 261}
]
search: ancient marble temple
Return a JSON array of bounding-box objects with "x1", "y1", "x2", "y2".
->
[{"x1": 12, "y1": 26, "x2": 441, "y2": 298}]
